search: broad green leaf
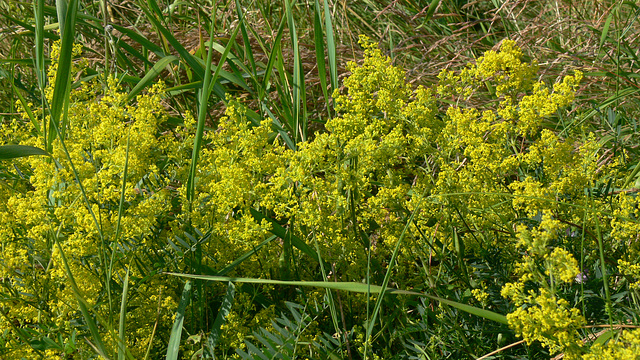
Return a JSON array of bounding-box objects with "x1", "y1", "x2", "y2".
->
[
  {"x1": 0, "y1": 145, "x2": 50, "y2": 159},
  {"x1": 48, "y1": 0, "x2": 78, "y2": 152}
]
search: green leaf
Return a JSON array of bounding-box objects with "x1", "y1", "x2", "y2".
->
[
  {"x1": 126, "y1": 55, "x2": 179, "y2": 102},
  {"x1": 186, "y1": 11, "x2": 242, "y2": 204},
  {"x1": 424, "y1": 0, "x2": 440, "y2": 23},
  {"x1": 0, "y1": 145, "x2": 50, "y2": 159},
  {"x1": 323, "y1": 0, "x2": 337, "y2": 94},
  {"x1": 592, "y1": 328, "x2": 616, "y2": 347},
  {"x1": 314, "y1": 0, "x2": 330, "y2": 117},
  {"x1": 164, "y1": 274, "x2": 508, "y2": 325},
  {"x1": 48, "y1": 0, "x2": 79, "y2": 152},
  {"x1": 53, "y1": 228, "x2": 110, "y2": 357},
  {"x1": 204, "y1": 282, "x2": 235, "y2": 357},
  {"x1": 249, "y1": 208, "x2": 324, "y2": 265},
  {"x1": 7, "y1": 83, "x2": 40, "y2": 135},
  {"x1": 142, "y1": 0, "x2": 204, "y2": 80},
  {"x1": 166, "y1": 280, "x2": 192, "y2": 360},
  {"x1": 600, "y1": 11, "x2": 614, "y2": 48},
  {"x1": 118, "y1": 268, "x2": 131, "y2": 360}
]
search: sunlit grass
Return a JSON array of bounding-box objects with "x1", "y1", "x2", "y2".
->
[{"x1": 1, "y1": 0, "x2": 640, "y2": 359}]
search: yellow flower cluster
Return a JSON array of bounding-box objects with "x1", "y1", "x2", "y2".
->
[
  {"x1": 3, "y1": 33, "x2": 638, "y2": 359},
  {"x1": 500, "y1": 215, "x2": 585, "y2": 358},
  {"x1": 583, "y1": 328, "x2": 640, "y2": 359},
  {"x1": 505, "y1": 289, "x2": 585, "y2": 359},
  {"x1": 193, "y1": 37, "x2": 602, "y2": 356},
  {"x1": 619, "y1": 259, "x2": 640, "y2": 291},
  {"x1": 1, "y1": 40, "x2": 178, "y2": 358}
]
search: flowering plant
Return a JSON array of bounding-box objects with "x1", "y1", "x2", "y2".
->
[{"x1": 2, "y1": 35, "x2": 639, "y2": 359}]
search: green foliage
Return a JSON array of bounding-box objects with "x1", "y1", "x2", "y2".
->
[{"x1": 2, "y1": 1, "x2": 640, "y2": 359}]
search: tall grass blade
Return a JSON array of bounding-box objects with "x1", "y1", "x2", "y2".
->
[
  {"x1": 52, "y1": 230, "x2": 110, "y2": 357},
  {"x1": 118, "y1": 267, "x2": 131, "y2": 360},
  {"x1": 56, "y1": 0, "x2": 68, "y2": 34},
  {"x1": 164, "y1": 273, "x2": 508, "y2": 324},
  {"x1": 249, "y1": 208, "x2": 323, "y2": 265},
  {"x1": 204, "y1": 282, "x2": 236, "y2": 357},
  {"x1": 110, "y1": 24, "x2": 166, "y2": 58},
  {"x1": 594, "y1": 215, "x2": 613, "y2": 327},
  {"x1": 10, "y1": 82, "x2": 41, "y2": 135},
  {"x1": 215, "y1": 235, "x2": 277, "y2": 276},
  {"x1": 186, "y1": 15, "x2": 242, "y2": 204},
  {"x1": 48, "y1": 0, "x2": 78, "y2": 152},
  {"x1": 365, "y1": 196, "x2": 422, "y2": 356},
  {"x1": 0, "y1": 145, "x2": 50, "y2": 159},
  {"x1": 34, "y1": 0, "x2": 46, "y2": 91},
  {"x1": 600, "y1": 11, "x2": 614, "y2": 49},
  {"x1": 260, "y1": 16, "x2": 286, "y2": 100},
  {"x1": 313, "y1": 0, "x2": 330, "y2": 117},
  {"x1": 142, "y1": 0, "x2": 204, "y2": 80},
  {"x1": 235, "y1": 0, "x2": 257, "y2": 82},
  {"x1": 312, "y1": 236, "x2": 343, "y2": 354},
  {"x1": 284, "y1": 0, "x2": 306, "y2": 142},
  {"x1": 322, "y1": 0, "x2": 337, "y2": 94},
  {"x1": 166, "y1": 280, "x2": 192, "y2": 360},
  {"x1": 424, "y1": 0, "x2": 440, "y2": 23},
  {"x1": 126, "y1": 55, "x2": 179, "y2": 102}
]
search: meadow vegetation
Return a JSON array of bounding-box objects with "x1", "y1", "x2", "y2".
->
[{"x1": 1, "y1": 0, "x2": 640, "y2": 359}]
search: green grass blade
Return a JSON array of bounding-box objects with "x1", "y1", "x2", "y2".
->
[
  {"x1": 204, "y1": 282, "x2": 235, "y2": 357},
  {"x1": 0, "y1": 13, "x2": 58, "y2": 41},
  {"x1": 314, "y1": 0, "x2": 330, "y2": 117},
  {"x1": 126, "y1": 55, "x2": 178, "y2": 102},
  {"x1": 235, "y1": 0, "x2": 257, "y2": 80},
  {"x1": 110, "y1": 24, "x2": 166, "y2": 58},
  {"x1": 118, "y1": 267, "x2": 130, "y2": 360},
  {"x1": 166, "y1": 280, "x2": 192, "y2": 360},
  {"x1": 204, "y1": 41, "x2": 256, "y2": 90},
  {"x1": 600, "y1": 11, "x2": 614, "y2": 48},
  {"x1": 10, "y1": 82, "x2": 41, "y2": 135},
  {"x1": 48, "y1": 0, "x2": 78, "y2": 152},
  {"x1": 142, "y1": 0, "x2": 205, "y2": 80},
  {"x1": 34, "y1": 0, "x2": 46, "y2": 91},
  {"x1": 186, "y1": 19, "x2": 241, "y2": 203},
  {"x1": 284, "y1": 0, "x2": 306, "y2": 142},
  {"x1": 52, "y1": 230, "x2": 110, "y2": 357},
  {"x1": 249, "y1": 208, "x2": 323, "y2": 265},
  {"x1": 312, "y1": 235, "x2": 343, "y2": 353},
  {"x1": 215, "y1": 235, "x2": 277, "y2": 276},
  {"x1": 260, "y1": 16, "x2": 286, "y2": 100},
  {"x1": 0, "y1": 145, "x2": 50, "y2": 159},
  {"x1": 108, "y1": 131, "x2": 131, "y2": 360},
  {"x1": 55, "y1": 0, "x2": 68, "y2": 34},
  {"x1": 259, "y1": 105, "x2": 296, "y2": 150},
  {"x1": 322, "y1": 0, "x2": 337, "y2": 93},
  {"x1": 594, "y1": 215, "x2": 613, "y2": 327},
  {"x1": 424, "y1": 0, "x2": 440, "y2": 23},
  {"x1": 273, "y1": 44, "x2": 294, "y2": 135},
  {"x1": 163, "y1": 273, "x2": 508, "y2": 325},
  {"x1": 364, "y1": 198, "x2": 422, "y2": 356}
]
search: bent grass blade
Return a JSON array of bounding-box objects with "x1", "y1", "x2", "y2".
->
[{"x1": 164, "y1": 273, "x2": 508, "y2": 325}]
